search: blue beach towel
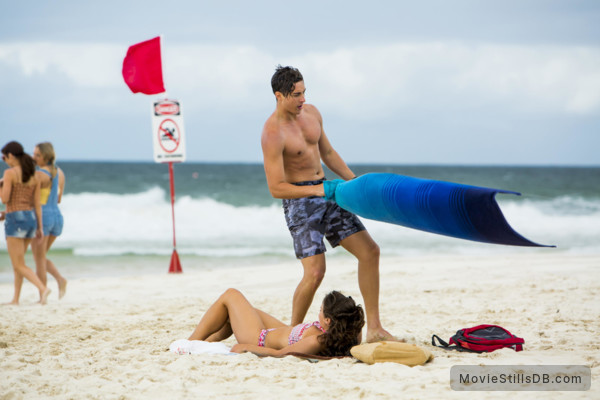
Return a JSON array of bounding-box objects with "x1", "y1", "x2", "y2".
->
[{"x1": 324, "y1": 173, "x2": 553, "y2": 247}]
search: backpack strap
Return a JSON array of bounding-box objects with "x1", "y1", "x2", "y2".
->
[
  {"x1": 431, "y1": 334, "x2": 479, "y2": 352},
  {"x1": 431, "y1": 334, "x2": 450, "y2": 348}
]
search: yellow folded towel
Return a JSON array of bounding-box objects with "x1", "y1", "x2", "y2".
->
[{"x1": 350, "y1": 341, "x2": 434, "y2": 367}]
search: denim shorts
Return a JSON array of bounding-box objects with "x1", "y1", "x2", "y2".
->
[
  {"x1": 282, "y1": 179, "x2": 366, "y2": 259},
  {"x1": 4, "y1": 210, "x2": 37, "y2": 239},
  {"x1": 42, "y1": 208, "x2": 64, "y2": 236}
]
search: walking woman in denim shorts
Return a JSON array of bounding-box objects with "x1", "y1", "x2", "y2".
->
[
  {"x1": 1, "y1": 141, "x2": 51, "y2": 305},
  {"x1": 31, "y1": 142, "x2": 67, "y2": 299}
]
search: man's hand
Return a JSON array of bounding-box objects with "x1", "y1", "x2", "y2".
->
[{"x1": 322, "y1": 179, "x2": 344, "y2": 202}]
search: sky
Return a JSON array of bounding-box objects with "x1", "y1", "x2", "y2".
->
[{"x1": 1, "y1": 0, "x2": 599, "y2": 165}]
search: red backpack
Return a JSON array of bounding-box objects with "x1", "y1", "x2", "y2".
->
[{"x1": 432, "y1": 324, "x2": 524, "y2": 353}]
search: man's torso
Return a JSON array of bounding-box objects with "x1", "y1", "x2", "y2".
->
[{"x1": 268, "y1": 104, "x2": 325, "y2": 183}]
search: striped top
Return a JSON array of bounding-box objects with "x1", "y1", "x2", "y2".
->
[
  {"x1": 288, "y1": 321, "x2": 325, "y2": 345},
  {"x1": 7, "y1": 182, "x2": 36, "y2": 213}
]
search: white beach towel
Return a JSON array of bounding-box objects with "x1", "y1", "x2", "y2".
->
[{"x1": 169, "y1": 339, "x2": 234, "y2": 355}]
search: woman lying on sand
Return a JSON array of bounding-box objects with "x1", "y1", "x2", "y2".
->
[{"x1": 188, "y1": 288, "x2": 365, "y2": 357}]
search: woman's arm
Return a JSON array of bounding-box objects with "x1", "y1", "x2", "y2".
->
[
  {"x1": 57, "y1": 168, "x2": 65, "y2": 203},
  {"x1": 1, "y1": 169, "x2": 14, "y2": 205},
  {"x1": 33, "y1": 178, "x2": 43, "y2": 238},
  {"x1": 231, "y1": 335, "x2": 322, "y2": 357}
]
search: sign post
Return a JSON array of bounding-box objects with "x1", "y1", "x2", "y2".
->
[{"x1": 152, "y1": 99, "x2": 186, "y2": 273}]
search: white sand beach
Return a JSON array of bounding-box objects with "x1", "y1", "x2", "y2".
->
[{"x1": 1, "y1": 253, "x2": 598, "y2": 399}]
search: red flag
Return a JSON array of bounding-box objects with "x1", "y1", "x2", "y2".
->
[{"x1": 122, "y1": 36, "x2": 166, "y2": 95}]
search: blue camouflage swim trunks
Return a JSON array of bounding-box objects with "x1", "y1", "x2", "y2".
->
[{"x1": 283, "y1": 178, "x2": 366, "y2": 259}]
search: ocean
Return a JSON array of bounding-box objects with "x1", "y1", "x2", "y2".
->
[{"x1": 1, "y1": 162, "x2": 599, "y2": 281}]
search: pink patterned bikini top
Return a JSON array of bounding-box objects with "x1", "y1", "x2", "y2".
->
[{"x1": 288, "y1": 321, "x2": 325, "y2": 345}]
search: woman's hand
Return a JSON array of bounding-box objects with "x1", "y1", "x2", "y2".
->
[
  {"x1": 231, "y1": 344, "x2": 249, "y2": 353},
  {"x1": 0, "y1": 211, "x2": 5, "y2": 221}
]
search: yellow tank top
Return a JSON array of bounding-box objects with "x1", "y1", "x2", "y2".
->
[{"x1": 40, "y1": 187, "x2": 51, "y2": 205}]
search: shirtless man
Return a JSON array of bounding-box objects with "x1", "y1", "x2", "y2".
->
[{"x1": 261, "y1": 65, "x2": 395, "y2": 342}]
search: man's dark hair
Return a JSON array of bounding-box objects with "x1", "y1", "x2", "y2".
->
[{"x1": 271, "y1": 65, "x2": 303, "y2": 96}]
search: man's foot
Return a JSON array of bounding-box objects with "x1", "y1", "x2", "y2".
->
[
  {"x1": 3, "y1": 300, "x2": 19, "y2": 306},
  {"x1": 39, "y1": 288, "x2": 51, "y2": 305},
  {"x1": 366, "y1": 328, "x2": 405, "y2": 343},
  {"x1": 58, "y1": 279, "x2": 67, "y2": 299}
]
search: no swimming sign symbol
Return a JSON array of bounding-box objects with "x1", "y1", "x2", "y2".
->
[
  {"x1": 152, "y1": 99, "x2": 186, "y2": 163},
  {"x1": 158, "y1": 119, "x2": 180, "y2": 153}
]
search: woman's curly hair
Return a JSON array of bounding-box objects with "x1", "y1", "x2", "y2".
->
[{"x1": 317, "y1": 291, "x2": 365, "y2": 357}]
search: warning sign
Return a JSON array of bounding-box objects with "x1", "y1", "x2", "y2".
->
[
  {"x1": 152, "y1": 99, "x2": 186, "y2": 163},
  {"x1": 158, "y1": 119, "x2": 180, "y2": 153}
]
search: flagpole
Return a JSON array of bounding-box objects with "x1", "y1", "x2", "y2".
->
[
  {"x1": 168, "y1": 161, "x2": 182, "y2": 273},
  {"x1": 122, "y1": 35, "x2": 182, "y2": 273}
]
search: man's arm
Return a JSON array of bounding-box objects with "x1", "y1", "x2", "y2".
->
[
  {"x1": 319, "y1": 131, "x2": 356, "y2": 180},
  {"x1": 261, "y1": 125, "x2": 324, "y2": 199},
  {"x1": 313, "y1": 107, "x2": 356, "y2": 181}
]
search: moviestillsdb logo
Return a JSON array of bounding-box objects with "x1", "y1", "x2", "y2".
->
[{"x1": 450, "y1": 365, "x2": 591, "y2": 391}]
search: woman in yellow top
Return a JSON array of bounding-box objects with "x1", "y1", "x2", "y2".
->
[
  {"x1": 1, "y1": 141, "x2": 51, "y2": 305},
  {"x1": 32, "y1": 142, "x2": 67, "y2": 299}
]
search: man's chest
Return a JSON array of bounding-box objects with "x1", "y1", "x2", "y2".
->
[{"x1": 282, "y1": 118, "x2": 321, "y2": 155}]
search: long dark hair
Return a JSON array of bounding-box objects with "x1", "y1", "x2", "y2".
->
[
  {"x1": 317, "y1": 291, "x2": 365, "y2": 357},
  {"x1": 2, "y1": 141, "x2": 36, "y2": 183}
]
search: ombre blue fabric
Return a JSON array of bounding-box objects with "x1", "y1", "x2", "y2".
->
[{"x1": 327, "y1": 173, "x2": 553, "y2": 247}]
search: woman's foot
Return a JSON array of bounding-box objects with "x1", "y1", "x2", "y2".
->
[
  {"x1": 39, "y1": 288, "x2": 51, "y2": 305},
  {"x1": 58, "y1": 279, "x2": 67, "y2": 299}
]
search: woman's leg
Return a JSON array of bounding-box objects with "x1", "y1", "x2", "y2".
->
[
  {"x1": 31, "y1": 235, "x2": 49, "y2": 286},
  {"x1": 205, "y1": 321, "x2": 233, "y2": 342},
  {"x1": 204, "y1": 308, "x2": 287, "y2": 342},
  {"x1": 255, "y1": 309, "x2": 287, "y2": 329},
  {"x1": 9, "y1": 267, "x2": 24, "y2": 305},
  {"x1": 45, "y1": 236, "x2": 67, "y2": 298},
  {"x1": 188, "y1": 289, "x2": 268, "y2": 344},
  {"x1": 6, "y1": 237, "x2": 50, "y2": 304}
]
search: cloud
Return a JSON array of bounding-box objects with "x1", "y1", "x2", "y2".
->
[
  {"x1": 0, "y1": 42, "x2": 123, "y2": 87},
  {"x1": 163, "y1": 44, "x2": 276, "y2": 107},
  {"x1": 1, "y1": 41, "x2": 599, "y2": 116},
  {"x1": 293, "y1": 43, "x2": 600, "y2": 117},
  {"x1": 450, "y1": 44, "x2": 600, "y2": 115}
]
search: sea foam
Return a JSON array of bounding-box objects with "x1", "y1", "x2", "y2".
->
[{"x1": 1, "y1": 187, "x2": 598, "y2": 256}]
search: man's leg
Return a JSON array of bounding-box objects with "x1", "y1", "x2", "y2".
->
[
  {"x1": 340, "y1": 230, "x2": 398, "y2": 342},
  {"x1": 291, "y1": 253, "x2": 326, "y2": 325}
]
